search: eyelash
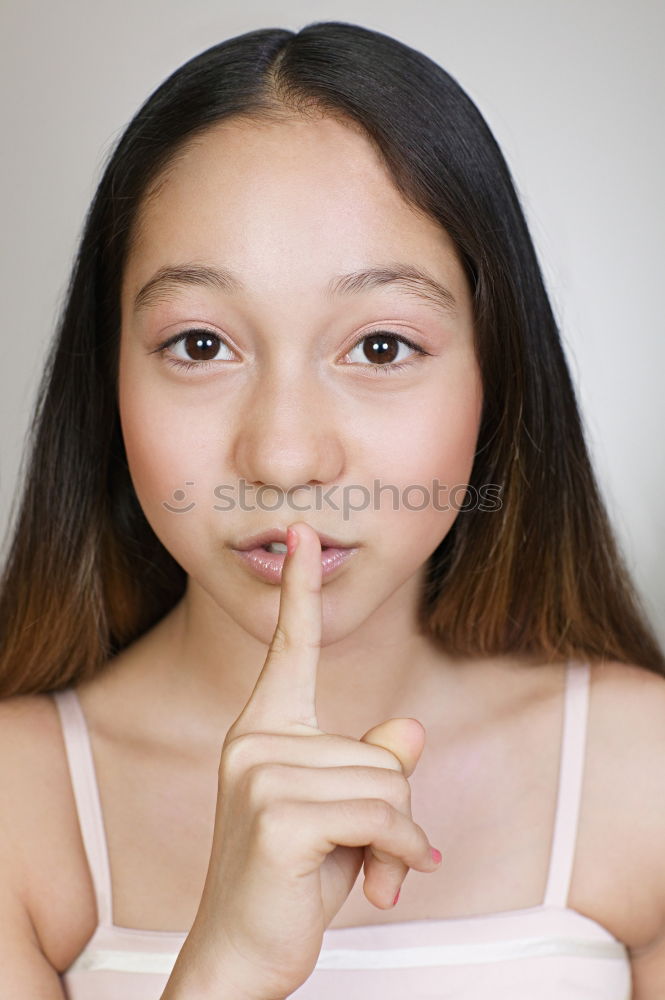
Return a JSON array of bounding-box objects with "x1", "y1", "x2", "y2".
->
[{"x1": 154, "y1": 328, "x2": 430, "y2": 377}]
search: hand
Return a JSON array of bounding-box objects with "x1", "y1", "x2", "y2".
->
[{"x1": 181, "y1": 522, "x2": 442, "y2": 1000}]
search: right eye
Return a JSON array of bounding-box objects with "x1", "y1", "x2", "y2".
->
[{"x1": 155, "y1": 329, "x2": 235, "y2": 372}]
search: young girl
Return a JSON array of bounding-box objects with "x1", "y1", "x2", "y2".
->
[{"x1": 0, "y1": 20, "x2": 663, "y2": 1000}]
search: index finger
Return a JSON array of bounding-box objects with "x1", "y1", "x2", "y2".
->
[{"x1": 232, "y1": 521, "x2": 323, "y2": 735}]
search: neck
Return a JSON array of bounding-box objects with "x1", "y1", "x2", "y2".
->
[{"x1": 120, "y1": 569, "x2": 462, "y2": 750}]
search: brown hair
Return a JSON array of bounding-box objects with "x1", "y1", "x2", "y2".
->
[{"x1": 1, "y1": 21, "x2": 662, "y2": 698}]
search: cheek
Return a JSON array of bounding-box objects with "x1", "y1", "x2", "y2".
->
[
  {"x1": 361, "y1": 363, "x2": 482, "y2": 557},
  {"x1": 117, "y1": 364, "x2": 217, "y2": 565},
  {"x1": 119, "y1": 394, "x2": 184, "y2": 501},
  {"x1": 368, "y1": 368, "x2": 482, "y2": 497},
  {"x1": 118, "y1": 339, "x2": 221, "y2": 497}
]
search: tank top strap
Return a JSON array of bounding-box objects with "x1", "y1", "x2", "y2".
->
[
  {"x1": 51, "y1": 688, "x2": 114, "y2": 927},
  {"x1": 542, "y1": 659, "x2": 591, "y2": 908}
]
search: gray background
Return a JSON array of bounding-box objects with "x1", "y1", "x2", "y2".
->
[{"x1": 1, "y1": 0, "x2": 663, "y2": 648}]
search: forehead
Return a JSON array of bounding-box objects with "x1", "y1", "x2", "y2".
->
[{"x1": 123, "y1": 116, "x2": 465, "y2": 303}]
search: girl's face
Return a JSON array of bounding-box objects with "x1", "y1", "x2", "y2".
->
[{"x1": 118, "y1": 116, "x2": 483, "y2": 648}]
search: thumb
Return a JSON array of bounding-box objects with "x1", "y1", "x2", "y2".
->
[{"x1": 359, "y1": 717, "x2": 426, "y2": 778}]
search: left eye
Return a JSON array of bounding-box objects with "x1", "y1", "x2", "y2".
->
[{"x1": 345, "y1": 331, "x2": 428, "y2": 374}]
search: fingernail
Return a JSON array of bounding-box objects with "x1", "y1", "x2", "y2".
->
[
  {"x1": 286, "y1": 526, "x2": 299, "y2": 556},
  {"x1": 392, "y1": 888, "x2": 401, "y2": 906},
  {"x1": 431, "y1": 847, "x2": 442, "y2": 864}
]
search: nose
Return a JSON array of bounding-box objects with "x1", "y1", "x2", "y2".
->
[{"x1": 230, "y1": 370, "x2": 345, "y2": 495}]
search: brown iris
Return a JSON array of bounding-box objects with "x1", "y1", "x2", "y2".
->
[
  {"x1": 362, "y1": 333, "x2": 399, "y2": 364},
  {"x1": 182, "y1": 331, "x2": 219, "y2": 362}
]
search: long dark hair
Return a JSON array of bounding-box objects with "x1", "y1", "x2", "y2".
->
[{"x1": 1, "y1": 20, "x2": 662, "y2": 697}]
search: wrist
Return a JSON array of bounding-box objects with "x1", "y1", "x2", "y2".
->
[{"x1": 160, "y1": 935, "x2": 281, "y2": 1000}]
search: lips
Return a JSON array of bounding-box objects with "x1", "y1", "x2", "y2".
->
[
  {"x1": 231, "y1": 539, "x2": 359, "y2": 584},
  {"x1": 232, "y1": 528, "x2": 357, "y2": 551}
]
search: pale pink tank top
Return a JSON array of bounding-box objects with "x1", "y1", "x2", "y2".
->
[{"x1": 52, "y1": 659, "x2": 631, "y2": 999}]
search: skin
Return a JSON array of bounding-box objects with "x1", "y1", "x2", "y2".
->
[
  {"x1": 18, "y1": 114, "x2": 665, "y2": 981},
  {"x1": 115, "y1": 113, "x2": 485, "y2": 751}
]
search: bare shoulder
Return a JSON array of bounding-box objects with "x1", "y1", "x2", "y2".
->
[
  {"x1": 587, "y1": 659, "x2": 665, "y2": 791},
  {"x1": 589, "y1": 656, "x2": 665, "y2": 725},
  {"x1": 0, "y1": 693, "x2": 97, "y2": 972},
  {"x1": 580, "y1": 659, "x2": 665, "y2": 952}
]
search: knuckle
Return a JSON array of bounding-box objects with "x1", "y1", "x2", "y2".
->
[
  {"x1": 270, "y1": 624, "x2": 291, "y2": 656},
  {"x1": 370, "y1": 768, "x2": 410, "y2": 812},
  {"x1": 244, "y1": 762, "x2": 284, "y2": 809},
  {"x1": 367, "y1": 797, "x2": 394, "y2": 830},
  {"x1": 412, "y1": 822, "x2": 434, "y2": 862},
  {"x1": 271, "y1": 624, "x2": 321, "y2": 654},
  {"x1": 389, "y1": 770, "x2": 412, "y2": 812},
  {"x1": 254, "y1": 798, "x2": 295, "y2": 848},
  {"x1": 416, "y1": 821, "x2": 433, "y2": 851},
  {"x1": 337, "y1": 798, "x2": 359, "y2": 824},
  {"x1": 219, "y1": 732, "x2": 264, "y2": 782}
]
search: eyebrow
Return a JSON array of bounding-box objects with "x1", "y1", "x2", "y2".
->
[{"x1": 133, "y1": 261, "x2": 458, "y2": 318}]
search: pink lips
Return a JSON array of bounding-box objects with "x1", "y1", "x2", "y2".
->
[{"x1": 231, "y1": 544, "x2": 358, "y2": 584}]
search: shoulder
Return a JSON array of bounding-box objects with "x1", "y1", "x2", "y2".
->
[
  {"x1": 584, "y1": 659, "x2": 665, "y2": 951},
  {"x1": 0, "y1": 693, "x2": 63, "y2": 828},
  {"x1": 588, "y1": 656, "x2": 665, "y2": 718},
  {"x1": 0, "y1": 693, "x2": 97, "y2": 972},
  {"x1": 587, "y1": 659, "x2": 665, "y2": 781}
]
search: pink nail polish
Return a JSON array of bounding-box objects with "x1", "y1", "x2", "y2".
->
[
  {"x1": 431, "y1": 847, "x2": 442, "y2": 864},
  {"x1": 392, "y1": 888, "x2": 401, "y2": 906}
]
